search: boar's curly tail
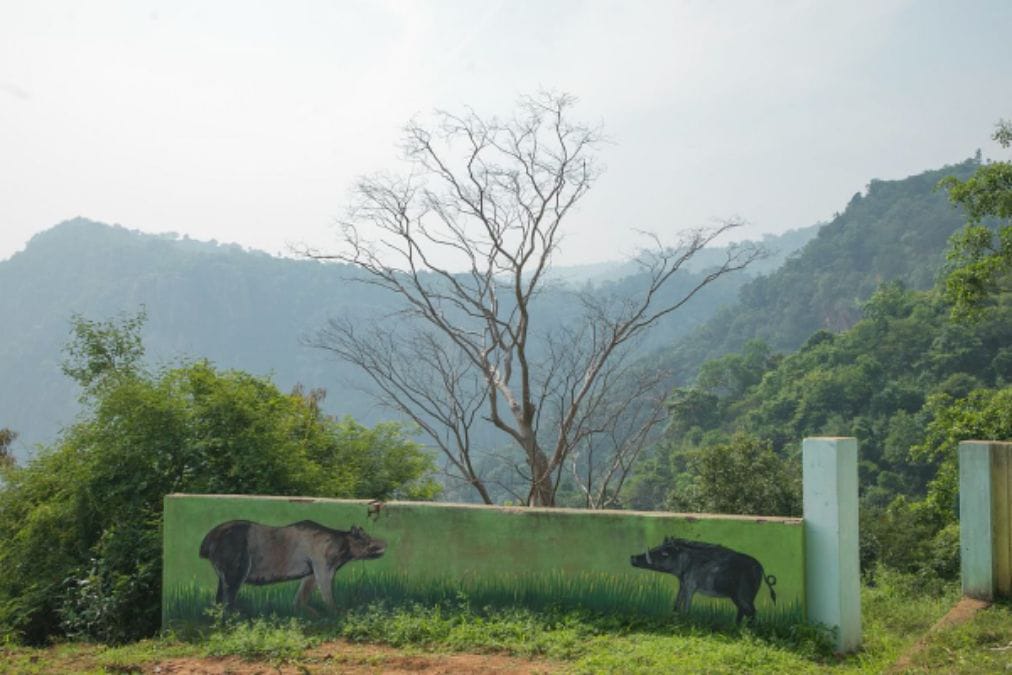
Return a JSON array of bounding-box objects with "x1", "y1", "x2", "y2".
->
[{"x1": 764, "y1": 574, "x2": 777, "y2": 604}]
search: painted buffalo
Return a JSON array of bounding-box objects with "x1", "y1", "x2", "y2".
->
[
  {"x1": 631, "y1": 537, "x2": 776, "y2": 623},
  {"x1": 199, "y1": 520, "x2": 386, "y2": 611}
]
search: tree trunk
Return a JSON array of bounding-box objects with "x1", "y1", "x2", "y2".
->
[{"x1": 528, "y1": 448, "x2": 555, "y2": 507}]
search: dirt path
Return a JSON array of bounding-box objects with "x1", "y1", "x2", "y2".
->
[
  {"x1": 137, "y1": 641, "x2": 559, "y2": 674},
  {"x1": 887, "y1": 596, "x2": 991, "y2": 673}
]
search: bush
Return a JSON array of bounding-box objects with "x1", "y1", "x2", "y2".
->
[
  {"x1": 0, "y1": 312, "x2": 439, "y2": 645},
  {"x1": 205, "y1": 616, "x2": 315, "y2": 662},
  {"x1": 668, "y1": 433, "x2": 801, "y2": 516}
]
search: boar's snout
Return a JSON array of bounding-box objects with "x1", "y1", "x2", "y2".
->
[
  {"x1": 365, "y1": 537, "x2": 387, "y2": 559},
  {"x1": 352, "y1": 535, "x2": 386, "y2": 560}
]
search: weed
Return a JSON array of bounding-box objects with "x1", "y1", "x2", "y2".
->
[{"x1": 204, "y1": 615, "x2": 316, "y2": 663}]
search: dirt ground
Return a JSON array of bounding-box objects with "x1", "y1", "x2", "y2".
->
[
  {"x1": 887, "y1": 596, "x2": 991, "y2": 673},
  {"x1": 121, "y1": 641, "x2": 559, "y2": 674}
]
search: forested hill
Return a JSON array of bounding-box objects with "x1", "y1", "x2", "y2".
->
[
  {"x1": 658, "y1": 158, "x2": 979, "y2": 380},
  {"x1": 0, "y1": 218, "x2": 783, "y2": 455},
  {"x1": 0, "y1": 220, "x2": 371, "y2": 455},
  {"x1": 0, "y1": 158, "x2": 977, "y2": 455}
]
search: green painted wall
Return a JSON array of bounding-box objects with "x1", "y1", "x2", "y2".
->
[{"x1": 163, "y1": 494, "x2": 804, "y2": 628}]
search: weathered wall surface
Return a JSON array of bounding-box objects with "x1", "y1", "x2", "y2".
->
[
  {"x1": 960, "y1": 441, "x2": 1012, "y2": 599},
  {"x1": 163, "y1": 494, "x2": 804, "y2": 627}
]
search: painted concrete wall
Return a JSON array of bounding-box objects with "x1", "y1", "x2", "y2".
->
[
  {"x1": 803, "y1": 437, "x2": 861, "y2": 653},
  {"x1": 163, "y1": 495, "x2": 804, "y2": 629},
  {"x1": 960, "y1": 441, "x2": 1012, "y2": 599}
]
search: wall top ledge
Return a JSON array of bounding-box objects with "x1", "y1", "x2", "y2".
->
[{"x1": 164, "y1": 493, "x2": 803, "y2": 525}]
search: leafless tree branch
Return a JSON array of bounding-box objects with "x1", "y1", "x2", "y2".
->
[{"x1": 308, "y1": 92, "x2": 762, "y2": 506}]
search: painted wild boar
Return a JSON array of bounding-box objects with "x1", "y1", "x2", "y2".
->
[
  {"x1": 630, "y1": 537, "x2": 776, "y2": 623},
  {"x1": 199, "y1": 520, "x2": 386, "y2": 611}
]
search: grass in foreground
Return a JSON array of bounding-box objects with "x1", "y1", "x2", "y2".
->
[
  {"x1": 902, "y1": 598, "x2": 1012, "y2": 673},
  {"x1": 4, "y1": 570, "x2": 1001, "y2": 674}
]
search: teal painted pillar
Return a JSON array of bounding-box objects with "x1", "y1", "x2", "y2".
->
[
  {"x1": 959, "y1": 440, "x2": 1012, "y2": 599},
  {"x1": 803, "y1": 437, "x2": 861, "y2": 653}
]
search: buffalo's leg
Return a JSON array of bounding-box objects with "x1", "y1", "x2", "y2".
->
[
  {"x1": 219, "y1": 551, "x2": 251, "y2": 612},
  {"x1": 312, "y1": 564, "x2": 338, "y2": 611},
  {"x1": 293, "y1": 576, "x2": 319, "y2": 615}
]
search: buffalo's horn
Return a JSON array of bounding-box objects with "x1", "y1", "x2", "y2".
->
[{"x1": 645, "y1": 548, "x2": 652, "y2": 565}]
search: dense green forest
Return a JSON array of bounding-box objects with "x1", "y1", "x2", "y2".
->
[
  {"x1": 622, "y1": 136, "x2": 1012, "y2": 584},
  {"x1": 657, "y1": 159, "x2": 980, "y2": 382}
]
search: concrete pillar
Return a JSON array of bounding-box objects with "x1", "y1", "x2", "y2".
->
[
  {"x1": 959, "y1": 440, "x2": 1012, "y2": 599},
  {"x1": 803, "y1": 436, "x2": 861, "y2": 653}
]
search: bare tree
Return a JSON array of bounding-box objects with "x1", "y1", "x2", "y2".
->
[{"x1": 310, "y1": 92, "x2": 762, "y2": 506}]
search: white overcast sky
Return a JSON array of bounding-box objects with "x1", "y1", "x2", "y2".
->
[{"x1": 1, "y1": 0, "x2": 1010, "y2": 265}]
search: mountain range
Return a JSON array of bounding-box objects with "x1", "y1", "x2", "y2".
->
[{"x1": 0, "y1": 157, "x2": 976, "y2": 458}]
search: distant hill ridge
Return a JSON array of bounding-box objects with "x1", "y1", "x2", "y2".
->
[
  {"x1": 0, "y1": 217, "x2": 783, "y2": 455},
  {"x1": 0, "y1": 157, "x2": 976, "y2": 456},
  {"x1": 654, "y1": 158, "x2": 978, "y2": 380}
]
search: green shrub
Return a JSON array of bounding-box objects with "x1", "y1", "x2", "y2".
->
[
  {"x1": 205, "y1": 616, "x2": 315, "y2": 662},
  {"x1": 0, "y1": 311, "x2": 438, "y2": 645}
]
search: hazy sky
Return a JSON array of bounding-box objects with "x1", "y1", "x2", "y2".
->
[{"x1": 2, "y1": 0, "x2": 1010, "y2": 265}]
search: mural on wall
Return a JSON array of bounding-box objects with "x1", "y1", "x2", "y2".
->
[
  {"x1": 631, "y1": 537, "x2": 777, "y2": 624},
  {"x1": 200, "y1": 520, "x2": 386, "y2": 611},
  {"x1": 164, "y1": 495, "x2": 805, "y2": 630}
]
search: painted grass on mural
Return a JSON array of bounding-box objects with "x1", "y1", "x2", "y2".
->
[{"x1": 166, "y1": 569, "x2": 801, "y2": 630}]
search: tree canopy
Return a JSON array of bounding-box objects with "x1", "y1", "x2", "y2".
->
[
  {"x1": 627, "y1": 279, "x2": 1012, "y2": 582},
  {"x1": 0, "y1": 312, "x2": 438, "y2": 644},
  {"x1": 940, "y1": 119, "x2": 1012, "y2": 318},
  {"x1": 0, "y1": 428, "x2": 15, "y2": 468},
  {"x1": 313, "y1": 92, "x2": 761, "y2": 507}
]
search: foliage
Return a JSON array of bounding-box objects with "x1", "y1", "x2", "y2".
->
[
  {"x1": 0, "y1": 427, "x2": 15, "y2": 467},
  {"x1": 631, "y1": 280, "x2": 1012, "y2": 579},
  {"x1": 61, "y1": 308, "x2": 147, "y2": 392},
  {"x1": 912, "y1": 386, "x2": 1012, "y2": 527},
  {"x1": 333, "y1": 600, "x2": 830, "y2": 664},
  {"x1": 667, "y1": 433, "x2": 801, "y2": 517},
  {"x1": 0, "y1": 312, "x2": 438, "y2": 645},
  {"x1": 2, "y1": 572, "x2": 988, "y2": 673},
  {"x1": 940, "y1": 119, "x2": 1012, "y2": 318},
  {"x1": 659, "y1": 159, "x2": 980, "y2": 383},
  {"x1": 205, "y1": 616, "x2": 316, "y2": 663}
]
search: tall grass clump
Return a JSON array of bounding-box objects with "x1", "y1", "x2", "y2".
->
[{"x1": 205, "y1": 615, "x2": 316, "y2": 663}]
